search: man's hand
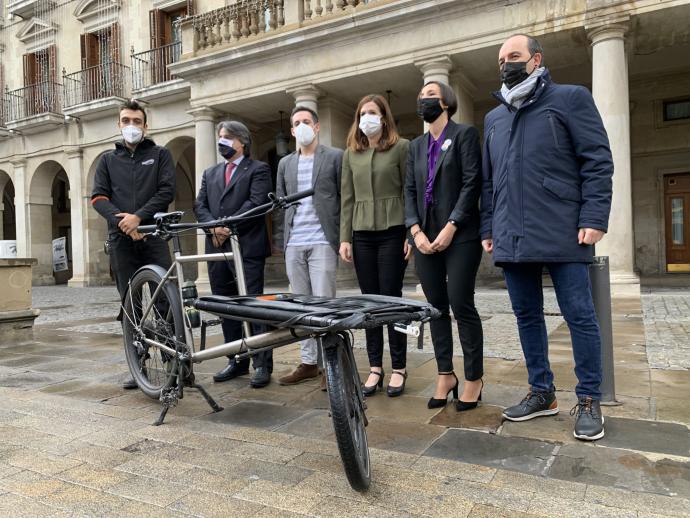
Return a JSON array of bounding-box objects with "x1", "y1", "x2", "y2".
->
[
  {"x1": 211, "y1": 227, "x2": 230, "y2": 248},
  {"x1": 430, "y1": 223, "x2": 457, "y2": 252},
  {"x1": 130, "y1": 231, "x2": 146, "y2": 241},
  {"x1": 116, "y1": 213, "x2": 141, "y2": 236},
  {"x1": 403, "y1": 240, "x2": 413, "y2": 261},
  {"x1": 482, "y1": 239, "x2": 494, "y2": 254},
  {"x1": 578, "y1": 228, "x2": 605, "y2": 246},
  {"x1": 339, "y1": 242, "x2": 353, "y2": 263}
]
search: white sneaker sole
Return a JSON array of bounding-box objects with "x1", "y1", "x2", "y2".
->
[
  {"x1": 573, "y1": 416, "x2": 605, "y2": 441},
  {"x1": 502, "y1": 407, "x2": 560, "y2": 422}
]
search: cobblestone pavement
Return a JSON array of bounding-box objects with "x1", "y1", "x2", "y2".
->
[
  {"x1": 641, "y1": 288, "x2": 690, "y2": 370},
  {"x1": 0, "y1": 285, "x2": 685, "y2": 516}
]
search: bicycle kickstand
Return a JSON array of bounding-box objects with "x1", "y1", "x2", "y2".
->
[
  {"x1": 191, "y1": 382, "x2": 224, "y2": 413},
  {"x1": 153, "y1": 385, "x2": 179, "y2": 426}
]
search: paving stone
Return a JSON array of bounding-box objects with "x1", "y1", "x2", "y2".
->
[
  {"x1": 527, "y1": 493, "x2": 636, "y2": 518},
  {"x1": 364, "y1": 417, "x2": 445, "y2": 454},
  {"x1": 202, "y1": 400, "x2": 308, "y2": 430},
  {"x1": 409, "y1": 455, "x2": 496, "y2": 483},
  {"x1": 469, "y1": 503, "x2": 548, "y2": 518},
  {"x1": 0, "y1": 372, "x2": 73, "y2": 390},
  {"x1": 287, "y1": 451, "x2": 344, "y2": 475},
  {"x1": 489, "y1": 469, "x2": 587, "y2": 501},
  {"x1": 169, "y1": 490, "x2": 266, "y2": 517},
  {"x1": 107, "y1": 475, "x2": 192, "y2": 507},
  {"x1": 0, "y1": 492, "x2": 62, "y2": 517},
  {"x1": 429, "y1": 403, "x2": 504, "y2": 432},
  {"x1": 234, "y1": 479, "x2": 325, "y2": 514},
  {"x1": 4, "y1": 449, "x2": 83, "y2": 475},
  {"x1": 275, "y1": 409, "x2": 335, "y2": 439},
  {"x1": 65, "y1": 444, "x2": 135, "y2": 468},
  {"x1": 112, "y1": 499, "x2": 184, "y2": 517},
  {"x1": 315, "y1": 494, "x2": 417, "y2": 517},
  {"x1": 115, "y1": 456, "x2": 195, "y2": 479},
  {"x1": 548, "y1": 443, "x2": 690, "y2": 498},
  {"x1": 0, "y1": 469, "x2": 72, "y2": 497},
  {"x1": 441, "y1": 478, "x2": 536, "y2": 513},
  {"x1": 499, "y1": 412, "x2": 580, "y2": 445},
  {"x1": 57, "y1": 463, "x2": 134, "y2": 491},
  {"x1": 42, "y1": 483, "x2": 127, "y2": 515},
  {"x1": 585, "y1": 484, "x2": 690, "y2": 517},
  {"x1": 165, "y1": 467, "x2": 251, "y2": 496},
  {"x1": 423, "y1": 429, "x2": 558, "y2": 476},
  {"x1": 597, "y1": 416, "x2": 690, "y2": 457}
]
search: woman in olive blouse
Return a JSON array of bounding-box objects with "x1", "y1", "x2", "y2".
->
[{"x1": 340, "y1": 94, "x2": 411, "y2": 397}]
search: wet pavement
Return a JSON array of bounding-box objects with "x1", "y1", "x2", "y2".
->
[{"x1": 0, "y1": 285, "x2": 687, "y2": 516}]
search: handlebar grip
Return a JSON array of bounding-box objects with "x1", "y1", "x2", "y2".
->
[
  {"x1": 280, "y1": 188, "x2": 314, "y2": 205},
  {"x1": 138, "y1": 224, "x2": 157, "y2": 232}
]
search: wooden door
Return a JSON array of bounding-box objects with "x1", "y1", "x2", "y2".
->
[{"x1": 664, "y1": 173, "x2": 690, "y2": 272}]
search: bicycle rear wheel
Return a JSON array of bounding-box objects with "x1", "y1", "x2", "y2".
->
[
  {"x1": 323, "y1": 332, "x2": 371, "y2": 492},
  {"x1": 122, "y1": 265, "x2": 185, "y2": 399}
]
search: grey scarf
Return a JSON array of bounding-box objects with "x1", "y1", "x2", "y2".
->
[{"x1": 501, "y1": 67, "x2": 546, "y2": 109}]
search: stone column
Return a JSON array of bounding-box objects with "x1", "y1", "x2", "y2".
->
[
  {"x1": 315, "y1": 97, "x2": 352, "y2": 148},
  {"x1": 27, "y1": 195, "x2": 54, "y2": 285},
  {"x1": 588, "y1": 23, "x2": 639, "y2": 296},
  {"x1": 450, "y1": 72, "x2": 476, "y2": 126},
  {"x1": 10, "y1": 159, "x2": 29, "y2": 258},
  {"x1": 287, "y1": 84, "x2": 321, "y2": 115},
  {"x1": 189, "y1": 107, "x2": 218, "y2": 292},
  {"x1": 66, "y1": 149, "x2": 87, "y2": 287}
]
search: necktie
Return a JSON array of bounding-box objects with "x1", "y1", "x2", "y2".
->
[{"x1": 225, "y1": 162, "x2": 236, "y2": 186}]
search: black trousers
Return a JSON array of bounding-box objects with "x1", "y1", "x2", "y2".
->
[
  {"x1": 208, "y1": 253, "x2": 271, "y2": 371},
  {"x1": 414, "y1": 239, "x2": 483, "y2": 380},
  {"x1": 352, "y1": 225, "x2": 408, "y2": 370},
  {"x1": 109, "y1": 234, "x2": 172, "y2": 302}
]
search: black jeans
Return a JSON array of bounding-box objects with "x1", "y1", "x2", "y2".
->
[
  {"x1": 109, "y1": 234, "x2": 172, "y2": 302},
  {"x1": 414, "y1": 239, "x2": 483, "y2": 380},
  {"x1": 208, "y1": 253, "x2": 271, "y2": 371},
  {"x1": 352, "y1": 225, "x2": 408, "y2": 370}
]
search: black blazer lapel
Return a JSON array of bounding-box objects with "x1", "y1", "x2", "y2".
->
[{"x1": 430, "y1": 121, "x2": 459, "y2": 188}]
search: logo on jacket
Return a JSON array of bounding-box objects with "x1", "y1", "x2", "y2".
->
[{"x1": 142, "y1": 159, "x2": 155, "y2": 166}]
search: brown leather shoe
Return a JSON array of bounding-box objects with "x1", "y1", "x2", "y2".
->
[{"x1": 278, "y1": 363, "x2": 319, "y2": 385}]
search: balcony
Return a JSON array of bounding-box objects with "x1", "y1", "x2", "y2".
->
[
  {"x1": 8, "y1": 0, "x2": 56, "y2": 20},
  {"x1": 131, "y1": 41, "x2": 189, "y2": 102},
  {"x1": 62, "y1": 61, "x2": 130, "y2": 119},
  {"x1": 4, "y1": 82, "x2": 64, "y2": 134},
  {"x1": 182, "y1": 0, "x2": 385, "y2": 54},
  {"x1": 0, "y1": 97, "x2": 10, "y2": 138}
]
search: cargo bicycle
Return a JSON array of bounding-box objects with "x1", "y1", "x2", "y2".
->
[{"x1": 121, "y1": 189, "x2": 439, "y2": 491}]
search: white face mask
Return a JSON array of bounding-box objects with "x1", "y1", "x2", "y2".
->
[
  {"x1": 121, "y1": 125, "x2": 144, "y2": 145},
  {"x1": 359, "y1": 114, "x2": 382, "y2": 137},
  {"x1": 294, "y1": 123, "x2": 316, "y2": 147}
]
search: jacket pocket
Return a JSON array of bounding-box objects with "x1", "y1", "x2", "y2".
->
[
  {"x1": 546, "y1": 112, "x2": 559, "y2": 148},
  {"x1": 542, "y1": 177, "x2": 581, "y2": 203}
]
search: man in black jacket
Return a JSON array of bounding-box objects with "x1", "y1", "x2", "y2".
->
[
  {"x1": 91, "y1": 100, "x2": 176, "y2": 389},
  {"x1": 194, "y1": 120, "x2": 273, "y2": 388}
]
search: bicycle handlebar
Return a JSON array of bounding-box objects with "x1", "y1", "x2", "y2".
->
[{"x1": 137, "y1": 188, "x2": 315, "y2": 234}]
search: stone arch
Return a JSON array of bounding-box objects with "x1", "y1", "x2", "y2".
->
[
  {"x1": 84, "y1": 151, "x2": 112, "y2": 285},
  {"x1": 165, "y1": 136, "x2": 197, "y2": 279},
  {"x1": 0, "y1": 170, "x2": 16, "y2": 243},
  {"x1": 28, "y1": 160, "x2": 71, "y2": 285}
]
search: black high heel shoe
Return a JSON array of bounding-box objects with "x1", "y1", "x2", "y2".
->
[
  {"x1": 427, "y1": 372, "x2": 459, "y2": 409},
  {"x1": 456, "y1": 379, "x2": 484, "y2": 412},
  {"x1": 386, "y1": 370, "x2": 408, "y2": 397},
  {"x1": 362, "y1": 369, "x2": 384, "y2": 396}
]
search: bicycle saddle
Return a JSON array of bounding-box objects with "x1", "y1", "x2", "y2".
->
[{"x1": 153, "y1": 211, "x2": 184, "y2": 224}]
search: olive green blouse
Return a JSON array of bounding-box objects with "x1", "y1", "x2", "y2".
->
[{"x1": 340, "y1": 138, "x2": 409, "y2": 242}]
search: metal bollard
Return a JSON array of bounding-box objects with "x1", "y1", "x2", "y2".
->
[{"x1": 589, "y1": 256, "x2": 619, "y2": 405}]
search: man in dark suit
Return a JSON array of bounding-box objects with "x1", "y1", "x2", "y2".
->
[{"x1": 194, "y1": 120, "x2": 273, "y2": 388}]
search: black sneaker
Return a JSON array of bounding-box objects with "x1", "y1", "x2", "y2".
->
[
  {"x1": 503, "y1": 390, "x2": 559, "y2": 421},
  {"x1": 570, "y1": 396, "x2": 605, "y2": 441}
]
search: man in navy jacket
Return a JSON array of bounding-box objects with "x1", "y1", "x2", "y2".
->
[{"x1": 480, "y1": 34, "x2": 613, "y2": 441}]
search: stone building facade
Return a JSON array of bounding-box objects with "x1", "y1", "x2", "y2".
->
[{"x1": 0, "y1": 0, "x2": 689, "y2": 294}]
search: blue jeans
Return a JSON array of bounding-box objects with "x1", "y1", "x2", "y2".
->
[{"x1": 502, "y1": 262, "x2": 602, "y2": 400}]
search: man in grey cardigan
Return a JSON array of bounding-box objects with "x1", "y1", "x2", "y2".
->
[{"x1": 276, "y1": 106, "x2": 343, "y2": 387}]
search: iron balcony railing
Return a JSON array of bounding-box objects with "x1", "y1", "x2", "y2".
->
[
  {"x1": 62, "y1": 61, "x2": 130, "y2": 108},
  {"x1": 131, "y1": 41, "x2": 182, "y2": 91},
  {"x1": 5, "y1": 81, "x2": 62, "y2": 121}
]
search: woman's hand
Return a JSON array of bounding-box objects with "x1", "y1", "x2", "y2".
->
[
  {"x1": 403, "y1": 240, "x2": 413, "y2": 261},
  {"x1": 414, "y1": 231, "x2": 435, "y2": 255},
  {"x1": 430, "y1": 223, "x2": 456, "y2": 252},
  {"x1": 339, "y1": 242, "x2": 353, "y2": 262},
  {"x1": 482, "y1": 239, "x2": 494, "y2": 254}
]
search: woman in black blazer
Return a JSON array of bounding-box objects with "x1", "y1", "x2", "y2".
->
[{"x1": 405, "y1": 81, "x2": 484, "y2": 411}]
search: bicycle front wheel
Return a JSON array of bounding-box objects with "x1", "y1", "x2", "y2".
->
[
  {"x1": 122, "y1": 265, "x2": 185, "y2": 399},
  {"x1": 324, "y1": 332, "x2": 371, "y2": 492}
]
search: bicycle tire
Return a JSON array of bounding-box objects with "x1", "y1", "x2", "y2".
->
[
  {"x1": 324, "y1": 333, "x2": 371, "y2": 492},
  {"x1": 122, "y1": 265, "x2": 185, "y2": 399}
]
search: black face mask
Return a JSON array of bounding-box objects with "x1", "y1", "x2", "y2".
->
[
  {"x1": 417, "y1": 97, "x2": 445, "y2": 123},
  {"x1": 500, "y1": 56, "x2": 533, "y2": 89},
  {"x1": 218, "y1": 144, "x2": 236, "y2": 159}
]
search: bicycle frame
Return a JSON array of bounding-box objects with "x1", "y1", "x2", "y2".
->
[{"x1": 131, "y1": 229, "x2": 312, "y2": 365}]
